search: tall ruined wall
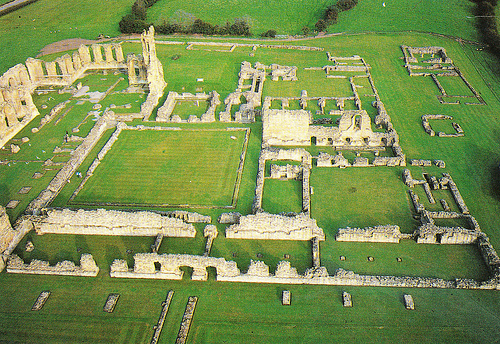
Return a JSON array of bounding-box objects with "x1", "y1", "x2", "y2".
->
[
  {"x1": 0, "y1": 64, "x2": 39, "y2": 148},
  {"x1": 33, "y1": 208, "x2": 196, "y2": 237},
  {"x1": 262, "y1": 109, "x2": 312, "y2": 146},
  {"x1": 25, "y1": 43, "x2": 126, "y2": 87}
]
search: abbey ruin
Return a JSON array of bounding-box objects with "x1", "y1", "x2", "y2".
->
[{"x1": 0, "y1": 27, "x2": 498, "y2": 294}]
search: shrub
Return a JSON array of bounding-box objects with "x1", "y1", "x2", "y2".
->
[
  {"x1": 119, "y1": 14, "x2": 149, "y2": 34},
  {"x1": 315, "y1": 19, "x2": 328, "y2": 32},
  {"x1": 131, "y1": 0, "x2": 147, "y2": 21},
  {"x1": 324, "y1": 5, "x2": 338, "y2": 24},
  {"x1": 261, "y1": 29, "x2": 277, "y2": 38},
  {"x1": 191, "y1": 19, "x2": 216, "y2": 35},
  {"x1": 229, "y1": 18, "x2": 251, "y2": 36},
  {"x1": 336, "y1": 0, "x2": 358, "y2": 11}
]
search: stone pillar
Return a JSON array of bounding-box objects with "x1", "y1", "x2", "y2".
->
[
  {"x1": 0, "y1": 112, "x2": 7, "y2": 132},
  {"x1": 72, "y1": 51, "x2": 82, "y2": 71},
  {"x1": 91, "y1": 44, "x2": 103, "y2": 63},
  {"x1": 127, "y1": 55, "x2": 137, "y2": 84},
  {"x1": 114, "y1": 44, "x2": 124, "y2": 63},
  {"x1": 103, "y1": 44, "x2": 114, "y2": 63},
  {"x1": 78, "y1": 45, "x2": 91, "y2": 65},
  {"x1": 25, "y1": 58, "x2": 44, "y2": 83},
  {"x1": 63, "y1": 54, "x2": 74, "y2": 75},
  {"x1": 191, "y1": 266, "x2": 208, "y2": 281},
  {"x1": 45, "y1": 61, "x2": 57, "y2": 77},
  {"x1": 56, "y1": 57, "x2": 68, "y2": 76},
  {"x1": 312, "y1": 237, "x2": 320, "y2": 268}
]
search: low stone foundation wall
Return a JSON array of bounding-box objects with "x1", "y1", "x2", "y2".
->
[
  {"x1": 33, "y1": 208, "x2": 196, "y2": 237},
  {"x1": 226, "y1": 212, "x2": 325, "y2": 241},
  {"x1": 7, "y1": 253, "x2": 99, "y2": 277},
  {"x1": 336, "y1": 225, "x2": 402, "y2": 243}
]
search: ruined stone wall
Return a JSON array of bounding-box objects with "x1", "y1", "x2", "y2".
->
[
  {"x1": 32, "y1": 208, "x2": 196, "y2": 237},
  {"x1": 7, "y1": 253, "x2": 99, "y2": 277},
  {"x1": 156, "y1": 91, "x2": 220, "y2": 123},
  {"x1": 140, "y1": 26, "x2": 167, "y2": 120},
  {"x1": 25, "y1": 43, "x2": 126, "y2": 88},
  {"x1": 226, "y1": 212, "x2": 325, "y2": 241},
  {"x1": 0, "y1": 64, "x2": 39, "y2": 148},
  {"x1": 0, "y1": 206, "x2": 14, "y2": 253},
  {"x1": 252, "y1": 148, "x2": 311, "y2": 213},
  {"x1": 110, "y1": 253, "x2": 240, "y2": 281},
  {"x1": 336, "y1": 225, "x2": 402, "y2": 243},
  {"x1": 262, "y1": 109, "x2": 311, "y2": 146}
]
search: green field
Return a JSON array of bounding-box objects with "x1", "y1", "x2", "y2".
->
[
  {"x1": 72, "y1": 129, "x2": 247, "y2": 208},
  {"x1": 1, "y1": 0, "x2": 500, "y2": 343}
]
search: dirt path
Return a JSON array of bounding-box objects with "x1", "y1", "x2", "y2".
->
[{"x1": 36, "y1": 38, "x2": 113, "y2": 57}]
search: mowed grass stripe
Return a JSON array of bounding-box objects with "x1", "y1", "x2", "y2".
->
[{"x1": 73, "y1": 129, "x2": 246, "y2": 207}]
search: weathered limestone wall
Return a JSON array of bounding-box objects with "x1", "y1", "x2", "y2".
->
[
  {"x1": 140, "y1": 26, "x2": 167, "y2": 120},
  {"x1": 7, "y1": 253, "x2": 99, "y2": 277},
  {"x1": 33, "y1": 208, "x2": 196, "y2": 237},
  {"x1": 156, "y1": 91, "x2": 220, "y2": 123},
  {"x1": 0, "y1": 206, "x2": 14, "y2": 253},
  {"x1": 25, "y1": 43, "x2": 126, "y2": 88},
  {"x1": 0, "y1": 64, "x2": 39, "y2": 149},
  {"x1": 336, "y1": 225, "x2": 403, "y2": 243},
  {"x1": 110, "y1": 253, "x2": 240, "y2": 281},
  {"x1": 226, "y1": 212, "x2": 325, "y2": 241},
  {"x1": 220, "y1": 61, "x2": 266, "y2": 123},
  {"x1": 109, "y1": 253, "x2": 499, "y2": 289},
  {"x1": 262, "y1": 109, "x2": 312, "y2": 146}
]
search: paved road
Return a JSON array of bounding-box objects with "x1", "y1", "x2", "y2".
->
[{"x1": 0, "y1": 0, "x2": 37, "y2": 15}]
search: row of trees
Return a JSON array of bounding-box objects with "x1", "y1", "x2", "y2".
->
[
  {"x1": 471, "y1": 0, "x2": 500, "y2": 56},
  {"x1": 119, "y1": 0, "x2": 251, "y2": 36},
  {"x1": 156, "y1": 18, "x2": 251, "y2": 36},
  {"x1": 315, "y1": 0, "x2": 358, "y2": 32}
]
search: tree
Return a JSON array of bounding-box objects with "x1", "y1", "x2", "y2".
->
[
  {"x1": 131, "y1": 0, "x2": 147, "y2": 21},
  {"x1": 119, "y1": 14, "x2": 149, "y2": 34},
  {"x1": 324, "y1": 6, "x2": 338, "y2": 24},
  {"x1": 261, "y1": 29, "x2": 276, "y2": 38},
  {"x1": 191, "y1": 19, "x2": 216, "y2": 35},
  {"x1": 315, "y1": 19, "x2": 328, "y2": 32},
  {"x1": 229, "y1": 19, "x2": 251, "y2": 36},
  {"x1": 301, "y1": 26, "x2": 310, "y2": 36},
  {"x1": 336, "y1": 0, "x2": 358, "y2": 11}
]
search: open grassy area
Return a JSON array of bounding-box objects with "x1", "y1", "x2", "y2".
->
[{"x1": 71, "y1": 129, "x2": 247, "y2": 208}]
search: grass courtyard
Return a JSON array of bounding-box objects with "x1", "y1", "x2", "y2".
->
[{"x1": 71, "y1": 128, "x2": 247, "y2": 208}]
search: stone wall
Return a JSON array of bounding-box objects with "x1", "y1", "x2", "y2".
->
[
  {"x1": 110, "y1": 253, "x2": 240, "y2": 281},
  {"x1": 336, "y1": 225, "x2": 403, "y2": 243},
  {"x1": 25, "y1": 43, "x2": 125, "y2": 88},
  {"x1": 7, "y1": 253, "x2": 99, "y2": 277},
  {"x1": 0, "y1": 64, "x2": 39, "y2": 149},
  {"x1": 139, "y1": 26, "x2": 167, "y2": 120},
  {"x1": 0, "y1": 206, "x2": 14, "y2": 253},
  {"x1": 225, "y1": 212, "x2": 325, "y2": 241},
  {"x1": 32, "y1": 208, "x2": 196, "y2": 237},
  {"x1": 252, "y1": 148, "x2": 312, "y2": 213},
  {"x1": 220, "y1": 61, "x2": 266, "y2": 123},
  {"x1": 156, "y1": 91, "x2": 220, "y2": 123}
]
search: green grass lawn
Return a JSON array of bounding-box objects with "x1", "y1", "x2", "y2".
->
[{"x1": 71, "y1": 128, "x2": 247, "y2": 208}]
